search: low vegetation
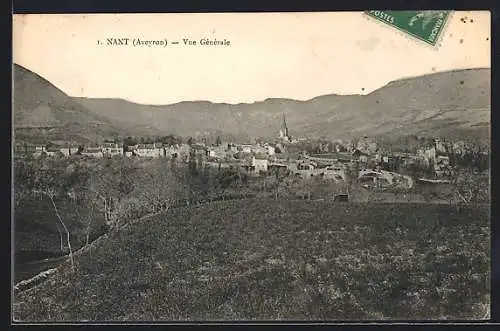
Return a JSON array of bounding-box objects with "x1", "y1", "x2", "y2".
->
[{"x1": 13, "y1": 200, "x2": 490, "y2": 321}]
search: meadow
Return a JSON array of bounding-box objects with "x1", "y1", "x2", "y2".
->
[{"x1": 13, "y1": 199, "x2": 490, "y2": 321}]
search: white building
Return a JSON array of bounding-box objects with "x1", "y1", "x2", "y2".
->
[
  {"x1": 59, "y1": 147, "x2": 79, "y2": 156},
  {"x1": 102, "y1": 143, "x2": 124, "y2": 157},
  {"x1": 356, "y1": 136, "x2": 378, "y2": 154},
  {"x1": 241, "y1": 145, "x2": 253, "y2": 154},
  {"x1": 252, "y1": 155, "x2": 268, "y2": 173},
  {"x1": 134, "y1": 143, "x2": 164, "y2": 158},
  {"x1": 164, "y1": 144, "x2": 181, "y2": 158},
  {"x1": 417, "y1": 146, "x2": 436, "y2": 167},
  {"x1": 324, "y1": 165, "x2": 347, "y2": 182},
  {"x1": 434, "y1": 138, "x2": 446, "y2": 154},
  {"x1": 358, "y1": 169, "x2": 413, "y2": 189},
  {"x1": 207, "y1": 146, "x2": 227, "y2": 159},
  {"x1": 81, "y1": 147, "x2": 104, "y2": 158},
  {"x1": 32, "y1": 145, "x2": 47, "y2": 157},
  {"x1": 178, "y1": 144, "x2": 192, "y2": 162}
]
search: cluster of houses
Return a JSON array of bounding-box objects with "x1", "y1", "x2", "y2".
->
[
  {"x1": 15, "y1": 115, "x2": 488, "y2": 192},
  {"x1": 15, "y1": 142, "x2": 192, "y2": 159}
]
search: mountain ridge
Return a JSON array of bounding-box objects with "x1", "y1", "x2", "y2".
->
[
  {"x1": 13, "y1": 64, "x2": 129, "y2": 143},
  {"x1": 13, "y1": 63, "x2": 490, "y2": 143}
]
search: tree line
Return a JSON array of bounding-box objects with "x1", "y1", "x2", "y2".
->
[{"x1": 14, "y1": 155, "x2": 346, "y2": 269}]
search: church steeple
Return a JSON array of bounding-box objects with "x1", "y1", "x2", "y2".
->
[
  {"x1": 279, "y1": 113, "x2": 290, "y2": 141},
  {"x1": 282, "y1": 113, "x2": 288, "y2": 136}
]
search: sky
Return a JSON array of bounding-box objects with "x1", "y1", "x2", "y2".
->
[{"x1": 13, "y1": 11, "x2": 490, "y2": 105}]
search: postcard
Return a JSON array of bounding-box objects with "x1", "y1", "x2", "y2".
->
[{"x1": 12, "y1": 11, "x2": 490, "y2": 322}]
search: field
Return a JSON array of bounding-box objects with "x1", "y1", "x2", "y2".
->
[{"x1": 13, "y1": 200, "x2": 490, "y2": 321}]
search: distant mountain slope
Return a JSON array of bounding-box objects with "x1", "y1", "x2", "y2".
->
[
  {"x1": 309, "y1": 68, "x2": 490, "y2": 140},
  {"x1": 14, "y1": 63, "x2": 490, "y2": 143},
  {"x1": 77, "y1": 68, "x2": 490, "y2": 141},
  {"x1": 76, "y1": 94, "x2": 354, "y2": 141},
  {"x1": 13, "y1": 64, "x2": 128, "y2": 143}
]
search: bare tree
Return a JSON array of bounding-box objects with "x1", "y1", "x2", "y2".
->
[
  {"x1": 55, "y1": 223, "x2": 64, "y2": 252},
  {"x1": 88, "y1": 188, "x2": 110, "y2": 226},
  {"x1": 44, "y1": 188, "x2": 75, "y2": 272},
  {"x1": 73, "y1": 194, "x2": 96, "y2": 247}
]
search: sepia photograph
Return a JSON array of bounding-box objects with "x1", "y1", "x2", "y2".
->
[{"x1": 12, "y1": 11, "x2": 490, "y2": 322}]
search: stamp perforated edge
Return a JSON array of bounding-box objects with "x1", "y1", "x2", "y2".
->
[{"x1": 362, "y1": 11, "x2": 455, "y2": 51}]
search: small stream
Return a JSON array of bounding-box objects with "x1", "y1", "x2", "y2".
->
[{"x1": 14, "y1": 251, "x2": 68, "y2": 284}]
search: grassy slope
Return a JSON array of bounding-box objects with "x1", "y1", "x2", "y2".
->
[
  {"x1": 13, "y1": 200, "x2": 490, "y2": 321},
  {"x1": 15, "y1": 197, "x2": 106, "y2": 256}
]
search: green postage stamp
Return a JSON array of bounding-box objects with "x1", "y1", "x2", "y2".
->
[{"x1": 364, "y1": 10, "x2": 451, "y2": 46}]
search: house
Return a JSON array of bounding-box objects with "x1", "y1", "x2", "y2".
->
[
  {"x1": 452, "y1": 141, "x2": 466, "y2": 155},
  {"x1": 207, "y1": 146, "x2": 227, "y2": 159},
  {"x1": 435, "y1": 155, "x2": 450, "y2": 166},
  {"x1": 358, "y1": 169, "x2": 413, "y2": 189},
  {"x1": 227, "y1": 144, "x2": 239, "y2": 153},
  {"x1": 59, "y1": 146, "x2": 80, "y2": 156},
  {"x1": 102, "y1": 142, "x2": 124, "y2": 157},
  {"x1": 30, "y1": 145, "x2": 47, "y2": 157},
  {"x1": 297, "y1": 160, "x2": 317, "y2": 170},
  {"x1": 178, "y1": 144, "x2": 192, "y2": 162},
  {"x1": 352, "y1": 149, "x2": 369, "y2": 163},
  {"x1": 81, "y1": 147, "x2": 104, "y2": 157},
  {"x1": 191, "y1": 144, "x2": 207, "y2": 156},
  {"x1": 417, "y1": 145, "x2": 436, "y2": 167},
  {"x1": 268, "y1": 162, "x2": 288, "y2": 173},
  {"x1": 164, "y1": 144, "x2": 182, "y2": 159},
  {"x1": 134, "y1": 143, "x2": 164, "y2": 158},
  {"x1": 324, "y1": 165, "x2": 347, "y2": 182},
  {"x1": 240, "y1": 144, "x2": 253, "y2": 154},
  {"x1": 434, "y1": 138, "x2": 447, "y2": 154},
  {"x1": 434, "y1": 155, "x2": 451, "y2": 176},
  {"x1": 45, "y1": 146, "x2": 62, "y2": 157},
  {"x1": 208, "y1": 149, "x2": 217, "y2": 158},
  {"x1": 252, "y1": 154, "x2": 268, "y2": 173},
  {"x1": 15, "y1": 144, "x2": 39, "y2": 155},
  {"x1": 402, "y1": 155, "x2": 418, "y2": 166},
  {"x1": 253, "y1": 144, "x2": 269, "y2": 155},
  {"x1": 355, "y1": 136, "x2": 378, "y2": 154},
  {"x1": 306, "y1": 153, "x2": 355, "y2": 164}
]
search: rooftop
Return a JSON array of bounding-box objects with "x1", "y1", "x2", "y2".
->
[
  {"x1": 254, "y1": 153, "x2": 269, "y2": 160},
  {"x1": 83, "y1": 148, "x2": 102, "y2": 153}
]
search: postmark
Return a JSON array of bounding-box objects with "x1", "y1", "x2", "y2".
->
[{"x1": 364, "y1": 10, "x2": 451, "y2": 47}]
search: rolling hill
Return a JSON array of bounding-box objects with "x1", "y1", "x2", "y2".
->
[
  {"x1": 76, "y1": 68, "x2": 491, "y2": 142},
  {"x1": 13, "y1": 64, "x2": 131, "y2": 144},
  {"x1": 14, "y1": 63, "x2": 490, "y2": 143}
]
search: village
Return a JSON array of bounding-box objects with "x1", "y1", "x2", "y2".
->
[{"x1": 14, "y1": 114, "x2": 490, "y2": 193}]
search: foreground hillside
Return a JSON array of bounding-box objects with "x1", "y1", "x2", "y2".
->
[
  {"x1": 14, "y1": 200, "x2": 490, "y2": 321},
  {"x1": 76, "y1": 68, "x2": 490, "y2": 141}
]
